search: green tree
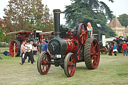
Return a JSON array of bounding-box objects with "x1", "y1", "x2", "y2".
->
[
  {"x1": 38, "y1": 5, "x2": 54, "y2": 31},
  {"x1": 64, "y1": 0, "x2": 116, "y2": 37},
  {"x1": 118, "y1": 14, "x2": 128, "y2": 27},
  {"x1": 0, "y1": 27, "x2": 5, "y2": 41},
  {"x1": 3, "y1": 0, "x2": 53, "y2": 32}
]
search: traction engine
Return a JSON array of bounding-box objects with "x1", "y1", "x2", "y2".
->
[
  {"x1": 37, "y1": 9, "x2": 100, "y2": 77},
  {"x1": 7, "y1": 30, "x2": 52, "y2": 57}
]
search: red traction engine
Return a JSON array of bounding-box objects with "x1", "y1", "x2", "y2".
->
[
  {"x1": 37, "y1": 9, "x2": 100, "y2": 77},
  {"x1": 7, "y1": 31, "x2": 32, "y2": 57},
  {"x1": 7, "y1": 30, "x2": 45, "y2": 57}
]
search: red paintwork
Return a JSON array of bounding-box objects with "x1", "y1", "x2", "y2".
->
[
  {"x1": 67, "y1": 53, "x2": 76, "y2": 77},
  {"x1": 9, "y1": 40, "x2": 19, "y2": 57},
  {"x1": 64, "y1": 38, "x2": 79, "y2": 54},
  {"x1": 90, "y1": 40, "x2": 100, "y2": 68},
  {"x1": 63, "y1": 24, "x2": 88, "y2": 60},
  {"x1": 41, "y1": 53, "x2": 51, "y2": 74},
  {"x1": 64, "y1": 24, "x2": 88, "y2": 54},
  {"x1": 16, "y1": 33, "x2": 31, "y2": 43},
  {"x1": 116, "y1": 38, "x2": 119, "y2": 40},
  {"x1": 79, "y1": 24, "x2": 88, "y2": 45},
  {"x1": 9, "y1": 32, "x2": 32, "y2": 57}
]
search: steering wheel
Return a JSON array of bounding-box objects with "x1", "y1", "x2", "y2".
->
[{"x1": 78, "y1": 23, "x2": 88, "y2": 45}]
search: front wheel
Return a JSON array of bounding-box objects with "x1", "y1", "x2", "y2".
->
[
  {"x1": 37, "y1": 51, "x2": 51, "y2": 75},
  {"x1": 64, "y1": 53, "x2": 76, "y2": 77}
]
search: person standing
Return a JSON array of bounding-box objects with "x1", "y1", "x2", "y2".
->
[
  {"x1": 87, "y1": 22, "x2": 93, "y2": 38},
  {"x1": 113, "y1": 44, "x2": 117, "y2": 56},
  {"x1": 25, "y1": 40, "x2": 34, "y2": 64},
  {"x1": 20, "y1": 41, "x2": 26, "y2": 65},
  {"x1": 30, "y1": 41, "x2": 34, "y2": 63},
  {"x1": 122, "y1": 41, "x2": 127, "y2": 56},
  {"x1": 42, "y1": 39, "x2": 50, "y2": 54},
  {"x1": 32, "y1": 41, "x2": 38, "y2": 62},
  {"x1": 108, "y1": 43, "x2": 112, "y2": 56}
]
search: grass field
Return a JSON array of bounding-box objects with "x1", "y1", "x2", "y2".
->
[{"x1": 0, "y1": 53, "x2": 128, "y2": 85}]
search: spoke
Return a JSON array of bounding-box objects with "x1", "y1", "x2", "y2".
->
[
  {"x1": 80, "y1": 34, "x2": 83, "y2": 37},
  {"x1": 42, "y1": 65, "x2": 45, "y2": 71},
  {"x1": 46, "y1": 65, "x2": 48, "y2": 70},
  {"x1": 91, "y1": 47, "x2": 95, "y2": 51},
  {"x1": 68, "y1": 61, "x2": 73, "y2": 66},
  {"x1": 91, "y1": 43, "x2": 94, "y2": 47},
  {"x1": 90, "y1": 53, "x2": 94, "y2": 56},
  {"x1": 68, "y1": 66, "x2": 72, "y2": 71},
  {"x1": 91, "y1": 55, "x2": 94, "y2": 59},
  {"x1": 68, "y1": 62, "x2": 71, "y2": 66},
  {"x1": 81, "y1": 37, "x2": 84, "y2": 43},
  {"x1": 93, "y1": 60, "x2": 97, "y2": 65},
  {"x1": 94, "y1": 44, "x2": 97, "y2": 49}
]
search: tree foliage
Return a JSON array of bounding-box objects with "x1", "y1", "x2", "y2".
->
[
  {"x1": 3, "y1": 0, "x2": 53, "y2": 32},
  {"x1": 0, "y1": 19, "x2": 5, "y2": 32},
  {"x1": 64, "y1": 0, "x2": 116, "y2": 37},
  {"x1": 0, "y1": 27, "x2": 5, "y2": 41},
  {"x1": 118, "y1": 14, "x2": 128, "y2": 27}
]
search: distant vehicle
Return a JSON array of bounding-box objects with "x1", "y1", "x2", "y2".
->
[
  {"x1": 99, "y1": 41, "x2": 108, "y2": 54},
  {"x1": 6, "y1": 30, "x2": 53, "y2": 57}
]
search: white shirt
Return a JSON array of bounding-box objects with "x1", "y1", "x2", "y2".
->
[
  {"x1": 32, "y1": 46, "x2": 37, "y2": 51},
  {"x1": 25, "y1": 44, "x2": 32, "y2": 52}
]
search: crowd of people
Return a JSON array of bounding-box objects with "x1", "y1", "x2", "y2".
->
[
  {"x1": 108, "y1": 41, "x2": 128, "y2": 56},
  {"x1": 20, "y1": 39, "x2": 48, "y2": 65}
]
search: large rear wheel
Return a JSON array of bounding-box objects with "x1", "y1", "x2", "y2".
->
[
  {"x1": 9, "y1": 40, "x2": 20, "y2": 57},
  {"x1": 84, "y1": 38, "x2": 100, "y2": 69},
  {"x1": 37, "y1": 51, "x2": 51, "y2": 75},
  {"x1": 64, "y1": 53, "x2": 76, "y2": 77}
]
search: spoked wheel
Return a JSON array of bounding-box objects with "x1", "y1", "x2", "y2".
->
[
  {"x1": 37, "y1": 51, "x2": 51, "y2": 75},
  {"x1": 64, "y1": 53, "x2": 76, "y2": 77},
  {"x1": 100, "y1": 46, "x2": 108, "y2": 54},
  {"x1": 78, "y1": 23, "x2": 88, "y2": 45},
  {"x1": 84, "y1": 38, "x2": 100, "y2": 69},
  {"x1": 9, "y1": 40, "x2": 20, "y2": 57}
]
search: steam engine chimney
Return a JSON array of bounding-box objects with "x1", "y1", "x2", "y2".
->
[{"x1": 53, "y1": 9, "x2": 61, "y2": 38}]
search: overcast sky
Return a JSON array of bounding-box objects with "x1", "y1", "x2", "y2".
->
[{"x1": 0, "y1": 0, "x2": 128, "y2": 24}]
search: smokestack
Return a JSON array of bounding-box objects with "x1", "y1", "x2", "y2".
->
[{"x1": 53, "y1": 9, "x2": 61, "y2": 38}]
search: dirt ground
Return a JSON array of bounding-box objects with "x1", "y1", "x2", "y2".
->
[{"x1": 0, "y1": 53, "x2": 128, "y2": 85}]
